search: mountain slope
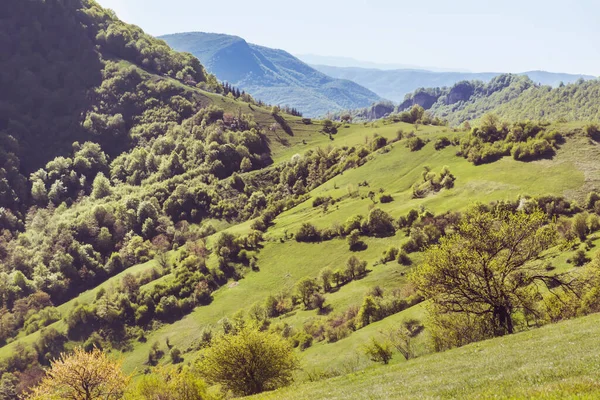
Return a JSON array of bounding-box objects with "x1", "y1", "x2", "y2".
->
[
  {"x1": 313, "y1": 64, "x2": 595, "y2": 102},
  {"x1": 253, "y1": 312, "x2": 600, "y2": 399},
  {"x1": 159, "y1": 32, "x2": 381, "y2": 117},
  {"x1": 0, "y1": 0, "x2": 215, "y2": 220}
]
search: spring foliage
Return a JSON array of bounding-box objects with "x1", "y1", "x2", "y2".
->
[
  {"x1": 412, "y1": 207, "x2": 559, "y2": 338},
  {"x1": 27, "y1": 347, "x2": 129, "y2": 400},
  {"x1": 198, "y1": 326, "x2": 298, "y2": 396}
]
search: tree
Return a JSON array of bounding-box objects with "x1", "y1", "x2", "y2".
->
[
  {"x1": 198, "y1": 326, "x2": 298, "y2": 396},
  {"x1": 357, "y1": 295, "x2": 380, "y2": 327},
  {"x1": 27, "y1": 347, "x2": 129, "y2": 400},
  {"x1": 346, "y1": 255, "x2": 367, "y2": 279},
  {"x1": 366, "y1": 208, "x2": 395, "y2": 237},
  {"x1": 347, "y1": 229, "x2": 364, "y2": 251},
  {"x1": 319, "y1": 267, "x2": 332, "y2": 292},
  {"x1": 91, "y1": 173, "x2": 111, "y2": 199},
  {"x1": 295, "y1": 277, "x2": 319, "y2": 308},
  {"x1": 363, "y1": 337, "x2": 393, "y2": 364},
  {"x1": 412, "y1": 208, "x2": 560, "y2": 337},
  {"x1": 572, "y1": 213, "x2": 588, "y2": 241}
]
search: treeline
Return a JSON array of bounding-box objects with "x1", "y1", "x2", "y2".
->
[
  {"x1": 399, "y1": 74, "x2": 600, "y2": 126},
  {"x1": 491, "y1": 78, "x2": 600, "y2": 122},
  {"x1": 398, "y1": 74, "x2": 534, "y2": 125}
]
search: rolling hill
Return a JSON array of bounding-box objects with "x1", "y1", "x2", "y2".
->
[
  {"x1": 159, "y1": 32, "x2": 382, "y2": 117},
  {"x1": 312, "y1": 64, "x2": 596, "y2": 103}
]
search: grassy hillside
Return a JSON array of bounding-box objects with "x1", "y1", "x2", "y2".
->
[
  {"x1": 252, "y1": 312, "x2": 600, "y2": 399},
  {"x1": 4, "y1": 117, "x2": 595, "y2": 377},
  {"x1": 159, "y1": 32, "x2": 381, "y2": 117}
]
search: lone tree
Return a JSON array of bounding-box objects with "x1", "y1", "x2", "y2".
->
[
  {"x1": 198, "y1": 326, "x2": 298, "y2": 396},
  {"x1": 27, "y1": 347, "x2": 129, "y2": 400},
  {"x1": 412, "y1": 207, "x2": 562, "y2": 337}
]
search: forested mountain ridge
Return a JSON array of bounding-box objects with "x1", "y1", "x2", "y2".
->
[
  {"x1": 0, "y1": 0, "x2": 218, "y2": 221},
  {"x1": 312, "y1": 64, "x2": 595, "y2": 102},
  {"x1": 159, "y1": 32, "x2": 382, "y2": 117},
  {"x1": 401, "y1": 74, "x2": 600, "y2": 125},
  {"x1": 335, "y1": 74, "x2": 600, "y2": 125}
]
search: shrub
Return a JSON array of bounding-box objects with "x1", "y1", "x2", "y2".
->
[
  {"x1": 434, "y1": 136, "x2": 451, "y2": 150},
  {"x1": 170, "y1": 346, "x2": 183, "y2": 363},
  {"x1": 573, "y1": 249, "x2": 590, "y2": 267},
  {"x1": 381, "y1": 247, "x2": 399, "y2": 263},
  {"x1": 585, "y1": 124, "x2": 600, "y2": 140},
  {"x1": 363, "y1": 337, "x2": 393, "y2": 364},
  {"x1": 291, "y1": 331, "x2": 313, "y2": 350},
  {"x1": 379, "y1": 194, "x2": 393, "y2": 203},
  {"x1": 198, "y1": 327, "x2": 299, "y2": 396},
  {"x1": 295, "y1": 223, "x2": 321, "y2": 242},
  {"x1": 397, "y1": 251, "x2": 412, "y2": 266},
  {"x1": 370, "y1": 135, "x2": 387, "y2": 151},
  {"x1": 406, "y1": 137, "x2": 425, "y2": 151},
  {"x1": 312, "y1": 195, "x2": 332, "y2": 208}
]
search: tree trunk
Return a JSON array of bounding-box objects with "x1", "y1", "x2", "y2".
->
[{"x1": 494, "y1": 305, "x2": 514, "y2": 335}]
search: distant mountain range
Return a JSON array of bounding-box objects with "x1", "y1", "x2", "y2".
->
[
  {"x1": 294, "y1": 54, "x2": 466, "y2": 72},
  {"x1": 310, "y1": 65, "x2": 596, "y2": 103},
  {"x1": 159, "y1": 32, "x2": 381, "y2": 117}
]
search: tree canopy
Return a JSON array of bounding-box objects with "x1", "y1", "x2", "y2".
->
[
  {"x1": 412, "y1": 207, "x2": 561, "y2": 337},
  {"x1": 198, "y1": 326, "x2": 298, "y2": 396}
]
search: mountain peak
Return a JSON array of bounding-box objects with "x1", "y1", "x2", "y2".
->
[{"x1": 160, "y1": 32, "x2": 381, "y2": 116}]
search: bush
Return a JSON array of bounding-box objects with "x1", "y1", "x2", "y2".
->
[
  {"x1": 170, "y1": 346, "x2": 183, "y2": 363},
  {"x1": 312, "y1": 195, "x2": 332, "y2": 208},
  {"x1": 291, "y1": 331, "x2": 313, "y2": 350},
  {"x1": 434, "y1": 136, "x2": 451, "y2": 150},
  {"x1": 379, "y1": 194, "x2": 393, "y2": 203},
  {"x1": 511, "y1": 139, "x2": 554, "y2": 161},
  {"x1": 397, "y1": 251, "x2": 412, "y2": 266},
  {"x1": 363, "y1": 337, "x2": 393, "y2": 364},
  {"x1": 406, "y1": 137, "x2": 425, "y2": 151},
  {"x1": 198, "y1": 327, "x2": 299, "y2": 396},
  {"x1": 295, "y1": 223, "x2": 321, "y2": 242},
  {"x1": 572, "y1": 249, "x2": 590, "y2": 267},
  {"x1": 585, "y1": 124, "x2": 600, "y2": 140},
  {"x1": 381, "y1": 247, "x2": 399, "y2": 263}
]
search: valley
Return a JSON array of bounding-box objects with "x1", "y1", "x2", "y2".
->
[{"x1": 1, "y1": 0, "x2": 600, "y2": 399}]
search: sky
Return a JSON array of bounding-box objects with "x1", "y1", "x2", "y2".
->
[{"x1": 97, "y1": 0, "x2": 600, "y2": 76}]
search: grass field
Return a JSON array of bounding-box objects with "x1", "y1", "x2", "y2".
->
[{"x1": 252, "y1": 312, "x2": 600, "y2": 400}]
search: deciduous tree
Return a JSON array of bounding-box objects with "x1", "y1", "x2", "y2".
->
[
  {"x1": 27, "y1": 347, "x2": 129, "y2": 400},
  {"x1": 412, "y1": 208, "x2": 562, "y2": 337}
]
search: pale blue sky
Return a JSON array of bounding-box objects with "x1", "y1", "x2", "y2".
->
[{"x1": 97, "y1": 0, "x2": 600, "y2": 75}]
